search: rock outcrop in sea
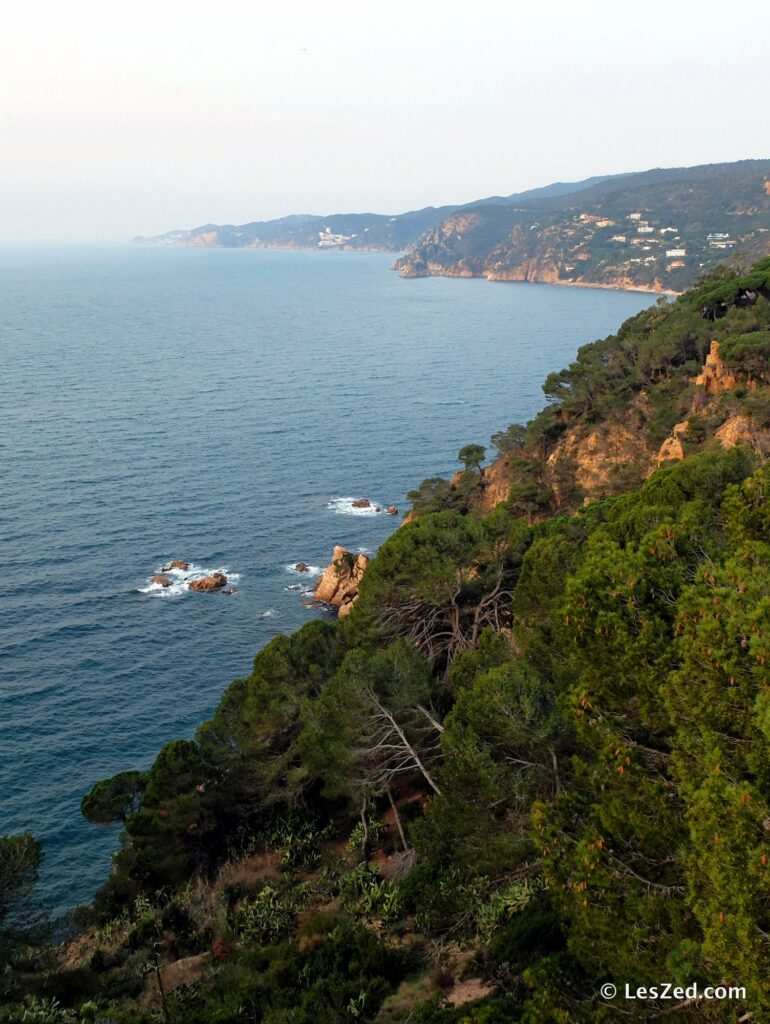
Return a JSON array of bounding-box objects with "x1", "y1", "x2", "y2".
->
[
  {"x1": 314, "y1": 545, "x2": 368, "y2": 618},
  {"x1": 188, "y1": 572, "x2": 228, "y2": 592}
]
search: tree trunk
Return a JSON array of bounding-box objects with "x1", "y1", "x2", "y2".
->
[
  {"x1": 387, "y1": 786, "x2": 410, "y2": 851},
  {"x1": 359, "y1": 797, "x2": 370, "y2": 861}
]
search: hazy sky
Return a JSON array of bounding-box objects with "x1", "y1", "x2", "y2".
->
[{"x1": 1, "y1": 0, "x2": 768, "y2": 243}]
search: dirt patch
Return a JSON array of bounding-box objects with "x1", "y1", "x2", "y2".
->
[
  {"x1": 375, "y1": 973, "x2": 437, "y2": 1022},
  {"x1": 231, "y1": 851, "x2": 281, "y2": 883},
  {"x1": 446, "y1": 976, "x2": 495, "y2": 1006},
  {"x1": 140, "y1": 952, "x2": 210, "y2": 1009}
]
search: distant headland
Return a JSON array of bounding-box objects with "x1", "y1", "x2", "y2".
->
[{"x1": 135, "y1": 159, "x2": 770, "y2": 292}]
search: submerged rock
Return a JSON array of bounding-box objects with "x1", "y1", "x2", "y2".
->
[
  {"x1": 188, "y1": 572, "x2": 227, "y2": 593},
  {"x1": 152, "y1": 575, "x2": 173, "y2": 587},
  {"x1": 314, "y1": 545, "x2": 369, "y2": 617},
  {"x1": 162, "y1": 560, "x2": 190, "y2": 572}
]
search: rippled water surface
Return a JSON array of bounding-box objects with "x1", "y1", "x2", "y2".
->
[{"x1": 0, "y1": 246, "x2": 655, "y2": 914}]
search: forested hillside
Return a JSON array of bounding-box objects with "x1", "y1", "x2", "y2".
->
[
  {"x1": 3, "y1": 261, "x2": 770, "y2": 1023},
  {"x1": 394, "y1": 160, "x2": 770, "y2": 291}
]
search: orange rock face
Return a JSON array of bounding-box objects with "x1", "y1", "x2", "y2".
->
[
  {"x1": 314, "y1": 545, "x2": 368, "y2": 616},
  {"x1": 657, "y1": 436, "x2": 686, "y2": 465},
  {"x1": 657, "y1": 420, "x2": 689, "y2": 466},
  {"x1": 715, "y1": 414, "x2": 756, "y2": 449},
  {"x1": 188, "y1": 572, "x2": 227, "y2": 592},
  {"x1": 694, "y1": 341, "x2": 736, "y2": 396}
]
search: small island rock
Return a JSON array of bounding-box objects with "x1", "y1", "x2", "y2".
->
[
  {"x1": 386, "y1": 505, "x2": 399, "y2": 515},
  {"x1": 152, "y1": 575, "x2": 173, "y2": 587},
  {"x1": 351, "y1": 498, "x2": 371, "y2": 508},
  {"x1": 162, "y1": 560, "x2": 190, "y2": 572},
  {"x1": 188, "y1": 572, "x2": 227, "y2": 593},
  {"x1": 295, "y1": 562, "x2": 310, "y2": 573}
]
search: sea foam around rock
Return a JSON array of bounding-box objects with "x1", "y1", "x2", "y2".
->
[
  {"x1": 327, "y1": 496, "x2": 382, "y2": 516},
  {"x1": 284, "y1": 563, "x2": 322, "y2": 578},
  {"x1": 138, "y1": 562, "x2": 240, "y2": 598}
]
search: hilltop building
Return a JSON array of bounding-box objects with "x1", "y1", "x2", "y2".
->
[{"x1": 318, "y1": 227, "x2": 354, "y2": 248}]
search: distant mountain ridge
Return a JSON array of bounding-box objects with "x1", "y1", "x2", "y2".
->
[
  {"x1": 136, "y1": 160, "x2": 770, "y2": 292},
  {"x1": 132, "y1": 174, "x2": 623, "y2": 253}
]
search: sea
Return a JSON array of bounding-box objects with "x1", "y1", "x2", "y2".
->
[{"x1": 0, "y1": 246, "x2": 657, "y2": 917}]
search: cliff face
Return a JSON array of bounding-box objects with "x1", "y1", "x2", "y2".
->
[
  {"x1": 544, "y1": 343, "x2": 770, "y2": 503},
  {"x1": 448, "y1": 327, "x2": 770, "y2": 520},
  {"x1": 694, "y1": 339, "x2": 737, "y2": 394},
  {"x1": 546, "y1": 403, "x2": 654, "y2": 500}
]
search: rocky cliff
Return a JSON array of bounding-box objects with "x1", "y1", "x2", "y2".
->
[{"x1": 412, "y1": 258, "x2": 770, "y2": 520}]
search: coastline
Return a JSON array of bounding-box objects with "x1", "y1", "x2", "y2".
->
[
  {"x1": 135, "y1": 240, "x2": 678, "y2": 295},
  {"x1": 394, "y1": 262, "x2": 679, "y2": 295},
  {"x1": 484, "y1": 272, "x2": 676, "y2": 296},
  {"x1": 133, "y1": 239, "x2": 400, "y2": 256},
  {"x1": 393, "y1": 260, "x2": 675, "y2": 296}
]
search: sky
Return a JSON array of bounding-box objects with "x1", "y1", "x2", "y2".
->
[{"x1": 1, "y1": 0, "x2": 768, "y2": 244}]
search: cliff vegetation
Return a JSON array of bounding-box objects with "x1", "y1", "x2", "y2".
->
[{"x1": 3, "y1": 262, "x2": 770, "y2": 1023}]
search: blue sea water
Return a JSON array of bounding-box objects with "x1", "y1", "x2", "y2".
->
[{"x1": 0, "y1": 246, "x2": 656, "y2": 916}]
